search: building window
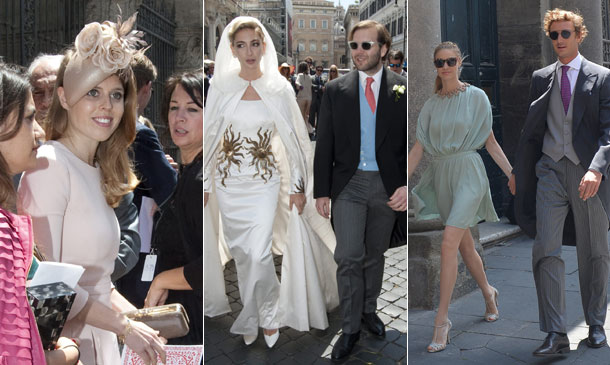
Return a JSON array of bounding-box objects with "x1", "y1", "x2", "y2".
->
[
  {"x1": 398, "y1": 17, "x2": 404, "y2": 35},
  {"x1": 370, "y1": 2, "x2": 376, "y2": 16},
  {"x1": 299, "y1": 19, "x2": 304, "y2": 28},
  {"x1": 322, "y1": 20, "x2": 328, "y2": 29},
  {"x1": 310, "y1": 41, "x2": 317, "y2": 52},
  {"x1": 311, "y1": 19, "x2": 316, "y2": 28},
  {"x1": 298, "y1": 40, "x2": 305, "y2": 52},
  {"x1": 391, "y1": 19, "x2": 397, "y2": 37},
  {"x1": 322, "y1": 41, "x2": 328, "y2": 52}
]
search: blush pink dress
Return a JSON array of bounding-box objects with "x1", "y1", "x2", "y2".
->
[
  {"x1": 0, "y1": 207, "x2": 46, "y2": 364},
  {"x1": 18, "y1": 140, "x2": 121, "y2": 364}
]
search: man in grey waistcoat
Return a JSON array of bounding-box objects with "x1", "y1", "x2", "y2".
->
[{"x1": 511, "y1": 8, "x2": 610, "y2": 356}]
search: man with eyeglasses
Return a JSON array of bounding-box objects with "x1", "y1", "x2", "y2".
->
[
  {"x1": 387, "y1": 49, "x2": 407, "y2": 77},
  {"x1": 309, "y1": 65, "x2": 325, "y2": 135},
  {"x1": 511, "y1": 8, "x2": 610, "y2": 356},
  {"x1": 314, "y1": 20, "x2": 407, "y2": 361}
]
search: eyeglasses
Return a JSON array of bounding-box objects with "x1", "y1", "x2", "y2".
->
[
  {"x1": 306, "y1": 61, "x2": 313, "y2": 64},
  {"x1": 549, "y1": 30, "x2": 573, "y2": 40},
  {"x1": 316, "y1": 68, "x2": 323, "y2": 72},
  {"x1": 348, "y1": 41, "x2": 380, "y2": 50},
  {"x1": 433, "y1": 57, "x2": 458, "y2": 68},
  {"x1": 389, "y1": 63, "x2": 402, "y2": 67}
]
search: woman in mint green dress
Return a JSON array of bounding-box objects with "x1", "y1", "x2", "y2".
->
[{"x1": 408, "y1": 42, "x2": 514, "y2": 353}]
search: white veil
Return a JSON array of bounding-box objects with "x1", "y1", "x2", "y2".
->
[
  {"x1": 204, "y1": 16, "x2": 339, "y2": 327},
  {"x1": 211, "y1": 16, "x2": 286, "y2": 94}
]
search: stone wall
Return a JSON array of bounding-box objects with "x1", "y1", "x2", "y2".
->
[{"x1": 406, "y1": 0, "x2": 440, "y2": 192}]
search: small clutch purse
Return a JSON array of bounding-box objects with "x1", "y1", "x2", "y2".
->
[{"x1": 123, "y1": 303, "x2": 190, "y2": 339}]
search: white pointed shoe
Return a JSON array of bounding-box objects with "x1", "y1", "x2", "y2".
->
[
  {"x1": 243, "y1": 334, "x2": 258, "y2": 345},
  {"x1": 264, "y1": 329, "x2": 279, "y2": 348}
]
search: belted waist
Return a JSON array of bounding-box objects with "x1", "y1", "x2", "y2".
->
[{"x1": 432, "y1": 150, "x2": 478, "y2": 161}]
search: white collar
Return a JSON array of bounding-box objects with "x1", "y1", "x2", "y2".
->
[
  {"x1": 358, "y1": 65, "x2": 383, "y2": 88},
  {"x1": 557, "y1": 52, "x2": 582, "y2": 71}
]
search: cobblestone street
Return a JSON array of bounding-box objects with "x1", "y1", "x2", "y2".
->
[{"x1": 204, "y1": 246, "x2": 408, "y2": 364}]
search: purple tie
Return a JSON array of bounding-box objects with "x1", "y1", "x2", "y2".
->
[{"x1": 561, "y1": 65, "x2": 571, "y2": 114}]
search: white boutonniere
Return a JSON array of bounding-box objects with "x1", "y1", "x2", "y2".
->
[{"x1": 393, "y1": 84, "x2": 406, "y2": 102}]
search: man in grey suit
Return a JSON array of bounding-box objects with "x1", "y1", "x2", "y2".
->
[
  {"x1": 314, "y1": 20, "x2": 407, "y2": 361},
  {"x1": 511, "y1": 8, "x2": 610, "y2": 356}
]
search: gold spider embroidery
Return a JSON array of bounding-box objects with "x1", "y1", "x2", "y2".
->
[
  {"x1": 217, "y1": 125, "x2": 244, "y2": 187},
  {"x1": 293, "y1": 177, "x2": 305, "y2": 194},
  {"x1": 245, "y1": 127, "x2": 277, "y2": 182}
]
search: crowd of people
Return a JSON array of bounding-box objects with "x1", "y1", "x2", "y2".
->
[
  {"x1": 204, "y1": 16, "x2": 407, "y2": 361},
  {"x1": 0, "y1": 11, "x2": 202, "y2": 364}
]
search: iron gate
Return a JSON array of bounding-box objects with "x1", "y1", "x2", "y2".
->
[
  {"x1": 137, "y1": 0, "x2": 178, "y2": 158},
  {"x1": 0, "y1": 0, "x2": 85, "y2": 66}
]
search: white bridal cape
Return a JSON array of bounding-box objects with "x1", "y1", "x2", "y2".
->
[{"x1": 203, "y1": 16, "x2": 339, "y2": 332}]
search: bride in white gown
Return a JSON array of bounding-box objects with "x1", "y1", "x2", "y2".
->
[{"x1": 204, "y1": 16, "x2": 339, "y2": 348}]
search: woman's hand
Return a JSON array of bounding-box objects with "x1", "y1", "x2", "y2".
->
[
  {"x1": 289, "y1": 193, "x2": 306, "y2": 214},
  {"x1": 144, "y1": 279, "x2": 169, "y2": 308},
  {"x1": 45, "y1": 337, "x2": 80, "y2": 365},
  {"x1": 123, "y1": 319, "x2": 167, "y2": 365}
]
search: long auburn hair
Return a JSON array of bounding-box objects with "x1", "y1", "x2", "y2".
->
[
  {"x1": 0, "y1": 65, "x2": 31, "y2": 207},
  {"x1": 45, "y1": 49, "x2": 138, "y2": 207}
]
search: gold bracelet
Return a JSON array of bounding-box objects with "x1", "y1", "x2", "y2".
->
[{"x1": 118, "y1": 318, "x2": 133, "y2": 344}]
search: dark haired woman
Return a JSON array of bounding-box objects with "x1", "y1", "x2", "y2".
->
[
  {"x1": 408, "y1": 41, "x2": 512, "y2": 353},
  {"x1": 0, "y1": 64, "x2": 83, "y2": 365},
  {"x1": 144, "y1": 70, "x2": 203, "y2": 345}
]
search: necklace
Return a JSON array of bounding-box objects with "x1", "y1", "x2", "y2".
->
[{"x1": 437, "y1": 82, "x2": 469, "y2": 98}]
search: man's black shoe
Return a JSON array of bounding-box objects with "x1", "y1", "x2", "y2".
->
[
  {"x1": 331, "y1": 331, "x2": 360, "y2": 362},
  {"x1": 532, "y1": 332, "x2": 570, "y2": 356},
  {"x1": 361, "y1": 312, "x2": 385, "y2": 337},
  {"x1": 587, "y1": 325, "x2": 607, "y2": 348}
]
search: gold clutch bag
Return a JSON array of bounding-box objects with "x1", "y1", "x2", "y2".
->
[{"x1": 123, "y1": 303, "x2": 190, "y2": 339}]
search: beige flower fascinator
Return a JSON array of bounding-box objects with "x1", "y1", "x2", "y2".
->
[{"x1": 63, "y1": 11, "x2": 146, "y2": 106}]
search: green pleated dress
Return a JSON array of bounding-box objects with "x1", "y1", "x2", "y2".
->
[{"x1": 412, "y1": 85, "x2": 499, "y2": 229}]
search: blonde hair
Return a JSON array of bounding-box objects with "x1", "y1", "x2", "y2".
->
[
  {"x1": 329, "y1": 64, "x2": 339, "y2": 81},
  {"x1": 543, "y1": 8, "x2": 588, "y2": 42},
  {"x1": 433, "y1": 41, "x2": 462, "y2": 93},
  {"x1": 46, "y1": 49, "x2": 138, "y2": 207},
  {"x1": 228, "y1": 19, "x2": 265, "y2": 44}
]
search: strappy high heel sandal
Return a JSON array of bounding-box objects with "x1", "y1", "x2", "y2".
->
[
  {"x1": 484, "y1": 286, "x2": 499, "y2": 322},
  {"x1": 427, "y1": 320, "x2": 452, "y2": 353}
]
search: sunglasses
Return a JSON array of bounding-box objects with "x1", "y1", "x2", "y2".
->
[
  {"x1": 389, "y1": 63, "x2": 402, "y2": 67},
  {"x1": 348, "y1": 41, "x2": 380, "y2": 50},
  {"x1": 549, "y1": 30, "x2": 573, "y2": 40},
  {"x1": 434, "y1": 57, "x2": 458, "y2": 68},
  {"x1": 330, "y1": 70, "x2": 338, "y2": 73}
]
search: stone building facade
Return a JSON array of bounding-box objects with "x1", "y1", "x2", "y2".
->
[
  {"x1": 204, "y1": 0, "x2": 241, "y2": 60},
  {"x1": 343, "y1": 4, "x2": 360, "y2": 70},
  {"x1": 292, "y1": 0, "x2": 335, "y2": 67},
  {"x1": 358, "y1": 0, "x2": 406, "y2": 57},
  {"x1": 332, "y1": 5, "x2": 347, "y2": 68}
]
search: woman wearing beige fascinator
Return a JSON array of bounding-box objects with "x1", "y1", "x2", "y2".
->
[{"x1": 17, "y1": 12, "x2": 166, "y2": 365}]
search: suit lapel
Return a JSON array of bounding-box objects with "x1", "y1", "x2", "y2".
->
[
  {"x1": 375, "y1": 68, "x2": 396, "y2": 150},
  {"x1": 572, "y1": 58, "x2": 596, "y2": 131},
  {"x1": 340, "y1": 71, "x2": 361, "y2": 148}
]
